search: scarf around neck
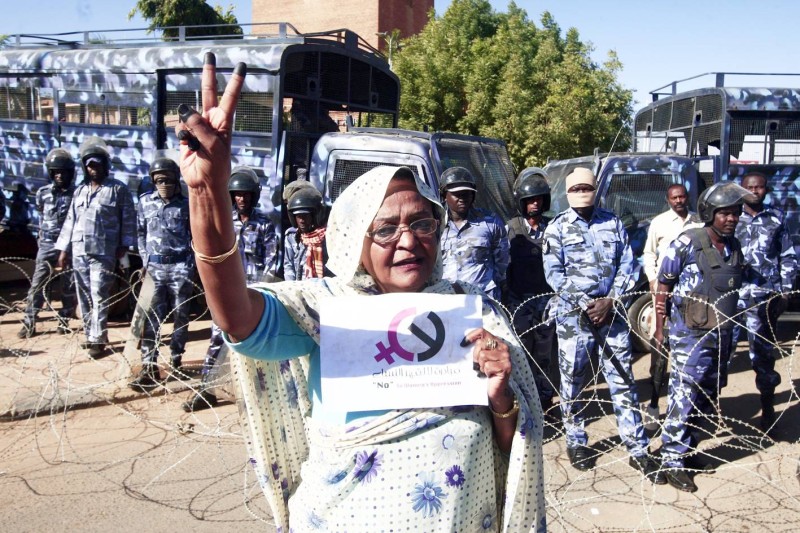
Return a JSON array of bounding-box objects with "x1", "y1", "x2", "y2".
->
[{"x1": 300, "y1": 226, "x2": 326, "y2": 278}]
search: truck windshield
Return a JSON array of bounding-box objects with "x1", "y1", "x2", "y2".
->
[
  {"x1": 602, "y1": 172, "x2": 683, "y2": 230},
  {"x1": 435, "y1": 137, "x2": 516, "y2": 222}
]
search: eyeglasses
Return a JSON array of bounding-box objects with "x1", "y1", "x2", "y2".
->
[{"x1": 366, "y1": 217, "x2": 439, "y2": 245}]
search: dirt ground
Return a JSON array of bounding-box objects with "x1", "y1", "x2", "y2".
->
[{"x1": 1, "y1": 267, "x2": 799, "y2": 532}]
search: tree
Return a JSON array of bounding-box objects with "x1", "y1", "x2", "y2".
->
[
  {"x1": 129, "y1": 0, "x2": 242, "y2": 40},
  {"x1": 393, "y1": 0, "x2": 632, "y2": 169}
]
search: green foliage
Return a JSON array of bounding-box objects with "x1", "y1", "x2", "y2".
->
[
  {"x1": 393, "y1": 0, "x2": 632, "y2": 169},
  {"x1": 129, "y1": 0, "x2": 242, "y2": 40}
]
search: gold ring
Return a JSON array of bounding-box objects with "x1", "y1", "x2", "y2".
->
[{"x1": 484, "y1": 338, "x2": 497, "y2": 351}]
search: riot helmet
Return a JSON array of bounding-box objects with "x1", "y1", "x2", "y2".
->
[
  {"x1": 150, "y1": 150, "x2": 181, "y2": 200},
  {"x1": 282, "y1": 179, "x2": 317, "y2": 203},
  {"x1": 228, "y1": 166, "x2": 261, "y2": 213},
  {"x1": 697, "y1": 182, "x2": 756, "y2": 224},
  {"x1": 514, "y1": 167, "x2": 551, "y2": 215},
  {"x1": 439, "y1": 166, "x2": 477, "y2": 197},
  {"x1": 287, "y1": 187, "x2": 324, "y2": 230},
  {"x1": 79, "y1": 136, "x2": 111, "y2": 181},
  {"x1": 45, "y1": 148, "x2": 76, "y2": 189}
]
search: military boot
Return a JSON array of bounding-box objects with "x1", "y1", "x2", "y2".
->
[
  {"x1": 167, "y1": 354, "x2": 190, "y2": 381},
  {"x1": 760, "y1": 390, "x2": 776, "y2": 432},
  {"x1": 86, "y1": 343, "x2": 106, "y2": 359},
  {"x1": 182, "y1": 382, "x2": 218, "y2": 412},
  {"x1": 129, "y1": 365, "x2": 161, "y2": 393},
  {"x1": 56, "y1": 316, "x2": 71, "y2": 335},
  {"x1": 17, "y1": 322, "x2": 35, "y2": 339}
]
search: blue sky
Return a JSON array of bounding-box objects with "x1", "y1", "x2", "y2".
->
[{"x1": 3, "y1": 0, "x2": 798, "y2": 110}]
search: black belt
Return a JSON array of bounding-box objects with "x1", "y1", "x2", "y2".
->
[{"x1": 148, "y1": 252, "x2": 191, "y2": 264}]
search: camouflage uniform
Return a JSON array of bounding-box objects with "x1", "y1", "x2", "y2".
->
[
  {"x1": 55, "y1": 179, "x2": 136, "y2": 343},
  {"x1": 441, "y1": 208, "x2": 509, "y2": 300},
  {"x1": 235, "y1": 207, "x2": 279, "y2": 284},
  {"x1": 137, "y1": 190, "x2": 195, "y2": 367},
  {"x1": 505, "y1": 216, "x2": 556, "y2": 405},
  {"x1": 202, "y1": 207, "x2": 278, "y2": 374},
  {"x1": 283, "y1": 227, "x2": 329, "y2": 281},
  {"x1": 543, "y1": 207, "x2": 649, "y2": 456},
  {"x1": 22, "y1": 182, "x2": 77, "y2": 330},
  {"x1": 658, "y1": 229, "x2": 746, "y2": 467},
  {"x1": 733, "y1": 204, "x2": 797, "y2": 393}
]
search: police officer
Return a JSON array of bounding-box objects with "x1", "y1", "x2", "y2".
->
[
  {"x1": 129, "y1": 152, "x2": 195, "y2": 392},
  {"x1": 543, "y1": 168, "x2": 661, "y2": 482},
  {"x1": 504, "y1": 167, "x2": 556, "y2": 413},
  {"x1": 18, "y1": 148, "x2": 77, "y2": 339},
  {"x1": 654, "y1": 182, "x2": 754, "y2": 492},
  {"x1": 182, "y1": 167, "x2": 279, "y2": 411},
  {"x1": 229, "y1": 166, "x2": 279, "y2": 283},
  {"x1": 56, "y1": 136, "x2": 136, "y2": 358},
  {"x1": 641, "y1": 183, "x2": 702, "y2": 426},
  {"x1": 284, "y1": 187, "x2": 328, "y2": 281},
  {"x1": 732, "y1": 172, "x2": 796, "y2": 431},
  {"x1": 439, "y1": 167, "x2": 509, "y2": 300}
]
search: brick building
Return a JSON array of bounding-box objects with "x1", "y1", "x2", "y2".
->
[{"x1": 252, "y1": 0, "x2": 434, "y2": 50}]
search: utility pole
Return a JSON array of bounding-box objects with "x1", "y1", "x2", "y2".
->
[{"x1": 375, "y1": 29, "x2": 401, "y2": 68}]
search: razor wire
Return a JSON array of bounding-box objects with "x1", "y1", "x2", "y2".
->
[{"x1": 1, "y1": 257, "x2": 799, "y2": 531}]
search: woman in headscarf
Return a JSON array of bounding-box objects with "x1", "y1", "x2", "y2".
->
[{"x1": 177, "y1": 53, "x2": 545, "y2": 532}]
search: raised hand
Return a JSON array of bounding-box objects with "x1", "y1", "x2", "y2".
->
[{"x1": 175, "y1": 52, "x2": 246, "y2": 193}]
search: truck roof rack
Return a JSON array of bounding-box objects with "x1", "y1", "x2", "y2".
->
[
  {"x1": 4, "y1": 22, "x2": 382, "y2": 56},
  {"x1": 649, "y1": 72, "x2": 800, "y2": 102}
]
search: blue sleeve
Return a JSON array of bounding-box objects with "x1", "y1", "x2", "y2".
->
[
  {"x1": 262, "y1": 221, "x2": 279, "y2": 276},
  {"x1": 55, "y1": 189, "x2": 77, "y2": 253},
  {"x1": 283, "y1": 233, "x2": 297, "y2": 281},
  {"x1": 136, "y1": 201, "x2": 147, "y2": 261},
  {"x1": 657, "y1": 238, "x2": 689, "y2": 286},
  {"x1": 36, "y1": 188, "x2": 45, "y2": 213},
  {"x1": 224, "y1": 289, "x2": 317, "y2": 360}
]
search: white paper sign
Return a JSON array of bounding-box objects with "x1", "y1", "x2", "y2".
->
[{"x1": 320, "y1": 293, "x2": 486, "y2": 411}]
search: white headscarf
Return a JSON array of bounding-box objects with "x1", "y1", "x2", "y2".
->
[{"x1": 325, "y1": 165, "x2": 445, "y2": 286}]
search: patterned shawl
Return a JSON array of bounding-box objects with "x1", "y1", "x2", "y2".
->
[{"x1": 230, "y1": 167, "x2": 545, "y2": 532}]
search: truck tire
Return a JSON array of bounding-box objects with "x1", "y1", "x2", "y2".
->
[{"x1": 628, "y1": 293, "x2": 655, "y2": 354}]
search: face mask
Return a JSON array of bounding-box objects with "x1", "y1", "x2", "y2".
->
[
  {"x1": 567, "y1": 191, "x2": 595, "y2": 208},
  {"x1": 156, "y1": 181, "x2": 176, "y2": 200}
]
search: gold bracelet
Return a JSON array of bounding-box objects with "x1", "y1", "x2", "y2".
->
[
  {"x1": 490, "y1": 397, "x2": 519, "y2": 419},
  {"x1": 191, "y1": 239, "x2": 239, "y2": 264}
]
